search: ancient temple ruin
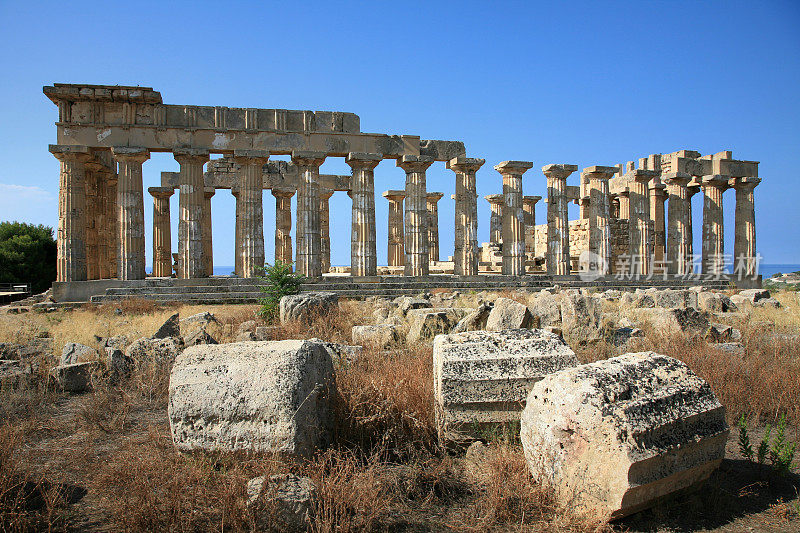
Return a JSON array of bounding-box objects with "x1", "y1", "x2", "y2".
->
[{"x1": 44, "y1": 83, "x2": 760, "y2": 302}]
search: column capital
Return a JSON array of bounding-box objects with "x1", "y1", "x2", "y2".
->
[
  {"x1": 631, "y1": 169, "x2": 658, "y2": 183},
  {"x1": 495, "y1": 160, "x2": 534, "y2": 175},
  {"x1": 701, "y1": 174, "x2": 730, "y2": 189},
  {"x1": 617, "y1": 189, "x2": 630, "y2": 198},
  {"x1": 541, "y1": 163, "x2": 578, "y2": 179},
  {"x1": 346, "y1": 152, "x2": 382, "y2": 170},
  {"x1": 582, "y1": 165, "x2": 617, "y2": 180},
  {"x1": 447, "y1": 156, "x2": 485, "y2": 173},
  {"x1": 148, "y1": 186, "x2": 175, "y2": 199},
  {"x1": 173, "y1": 148, "x2": 209, "y2": 164},
  {"x1": 485, "y1": 194, "x2": 505, "y2": 205},
  {"x1": 232, "y1": 149, "x2": 270, "y2": 165},
  {"x1": 231, "y1": 186, "x2": 240, "y2": 198},
  {"x1": 662, "y1": 172, "x2": 692, "y2": 187},
  {"x1": 291, "y1": 150, "x2": 327, "y2": 167},
  {"x1": 111, "y1": 146, "x2": 150, "y2": 164},
  {"x1": 204, "y1": 187, "x2": 216, "y2": 199},
  {"x1": 729, "y1": 176, "x2": 761, "y2": 191},
  {"x1": 271, "y1": 186, "x2": 296, "y2": 199},
  {"x1": 426, "y1": 192, "x2": 444, "y2": 202},
  {"x1": 50, "y1": 144, "x2": 91, "y2": 162},
  {"x1": 382, "y1": 189, "x2": 406, "y2": 201},
  {"x1": 397, "y1": 155, "x2": 434, "y2": 173},
  {"x1": 319, "y1": 187, "x2": 334, "y2": 200},
  {"x1": 523, "y1": 195, "x2": 542, "y2": 206}
]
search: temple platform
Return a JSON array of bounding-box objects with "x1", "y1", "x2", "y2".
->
[{"x1": 50, "y1": 274, "x2": 741, "y2": 304}]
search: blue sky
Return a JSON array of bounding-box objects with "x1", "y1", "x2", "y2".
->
[{"x1": 1, "y1": 0, "x2": 799, "y2": 267}]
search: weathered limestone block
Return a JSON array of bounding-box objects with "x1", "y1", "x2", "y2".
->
[
  {"x1": 352, "y1": 324, "x2": 399, "y2": 349},
  {"x1": 407, "y1": 308, "x2": 470, "y2": 343},
  {"x1": 433, "y1": 329, "x2": 578, "y2": 429},
  {"x1": 125, "y1": 337, "x2": 182, "y2": 363},
  {"x1": 628, "y1": 308, "x2": 710, "y2": 333},
  {"x1": 152, "y1": 312, "x2": 180, "y2": 339},
  {"x1": 395, "y1": 296, "x2": 432, "y2": 316},
  {"x1": 60, "y1": 342, "x2": 98, "y2": 366},
  {"x1": 279, "y1": 292, "x2": 339, "y2": 324},
  {"x1": 653, "y1": 289, "x2": 698, "y2": 310},
  {"x1": 185, "y1": 328, "x2": 219, "y2": 346},
  {"x1": 698, "y1": 292, "x2": 738, "y2": 313},
  {"x1": 50, "y1": 362, "x2": 98, "y2": 392},
  {"x1": 520, "y1": 352, "x2": 729, "y2": 520},
  {"x1": 247, "y1": 474, "x2": 316, "y2": 532},
  {"x1": 527, "y1": 292, "x2": 562, "y2": 327},
  {"x1": 0, "y1": 360, "x2": 34, "y2": 389},
  {"x1": 452, "y1": 302, "x2": 493, "y2": 333},
  {"x1": 168, "y1": 339, "x2": 335, "y2": 457},
  {"x1": 486, "y1": 297, "x2": 534, "y2": 331},
  {"x1": 559, "y1": 293, "x2": 600, "y2": 340}
]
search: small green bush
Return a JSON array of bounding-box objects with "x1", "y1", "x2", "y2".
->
[
  {"x1": 256, "y1": 261, "x2": 305, "y2": 321},
  {"x1": 738, "y1": 414, "x2": 796, "y2": 476}
]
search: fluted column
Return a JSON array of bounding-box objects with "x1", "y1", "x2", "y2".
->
[
  {"x1": 522, "y1": 195, "x2": 541, "y2": 255},
  {"x1": 426, "y1": 192, "x2": 444, "y2": 262},
  {"x1": 105, "y1": 176, "x2": 118, "y2": 279},
  {"x1": 50, "y1": 145, "x2": 90, "y2": 282},
  {"x1": 175, "y1": 149, "x2": 209, "y2": 279},
  {"x1": 629, "y1": 170, "x2": 656, "y2": 276},
  {"x1": 579, "y1": 196, "x2": 590, "y2": 219},
  {"x1": 83, "y1": 167, "x2": 100, "y2": 280},
  {"x1": 449, "y1": 157, "x2": 484, "y2": 276},
  {"x1": 346, "y1": 153, "x2": 381, "y2": 277},
  {"x1": 272, "y1": 187, "x2": 295, "y2": 266},
  {"x1": 149, "y1": 187, "x2": 174, "y2": 277},
  {"x1": 495, "y1": 161, "x2": 533, "y2": 276},
  {"x1": 618, "y1": 190, "x2": 630, "y2": 219},
  {"x1": 95, "y1": 170, "x2": 111, "y2": 279},
  {"x1": 292, "y1": 151, "x2": 326, "y2": 279},
  {"x1": 701, "y1": 175, "x2": 728, "y2": 275},
  {"x1": 112, "y1": 147, "x2": 150, "y2": 280},
  {"x1": 585, "y1": 166, "x2": 616, "y2": 275},
  {"x1": 664, "y1": 173, "x2": 692, "y2": 275},
  {"x1": 543, "y1": 164, "x2": 578, "y2": 276},
  {"x1": 485, "y1": 194, "x2": 504, "y2": 245},
  {"x1": 382, "y1": 190, "x2": 406, "y2": 267},
  {"x1": 649, "y1": 181, "x2": 667, "y2": 266},
  {"x1": 687, "y1": 183, "x2": 700, "y2": 263},
  {"x1": 202, "y1": 188, "x2": 215, "y2": 276},
  {"x1": 231, "y1": 187, "x2": 242, "y2": 275},
  {"x1": 319, "y1": 188, "x2": 334, "y2": 273},
  {"x1": 233, "y1": 150, "x2": 268, "y2": 277},
  {"x1": 398, "y1": 155, "x2": 434, "y2": 277},
  {"x1": 731, "y1": 177, "x2": 760, "y2": 277}
]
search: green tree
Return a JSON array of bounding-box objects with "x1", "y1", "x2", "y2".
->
[
  {"x1": 0, "y1": 221, "x2": 57, "y2": 293},
  {"x1": 257, "y1": 261, "x2": 305, "y2": 321}
]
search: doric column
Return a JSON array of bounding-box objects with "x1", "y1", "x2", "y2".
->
[
  {"x1": 731, "y1": 176, "x2": 760, "y2": 277},
  {"x1": 485, "y1": 194, "x2": 504, "y2": 245},
  {"x1": 233, "y1": 150, "x2": 269, "y2": 278},
  {"x1": 629, "y1": 169, "x2": 656, "y2": 276},
  {"x1": 701, "y1": 175, "x2": 728, "y2": 274},
  {"x1": 609, "y1": 194, "x2": 620, "y2": 219},
  {"x1": 149, "y1": 187, "x2": 174, "y2": 277},
  {"x1": 382, "y1": 190, "x2": 406, "y2": 267},
  {"x1": 319, "y1": 188, "x2": 334, "y2": 273},
  {"x1": 112, "y1": 147, "x2": 150, "y2": 280},
  {"x1": 105, "y1": 176, "x2": 118, "y2": 279},
  {"x1": 83, "y1": 167, "x2": 100, "y2": 280},
  {"x1": 585, "y1": 166, "x2": 616, "y2": 275},
  {"x1": 202, "y1": 188, "x2": 215, "y2": 276},
  {"x1": 272, "y1": 187, "x2": 295, "y2": 266},
  {"x1": 426, "y1": 192, "x2": 444, "y2": 262},
  {"x1": 449, "y1": 157, "x2": 484, "y2": 276},
  {"x1": 346, "y1": 152, "x2": 381, "y2": 277},
  {"x1": 174, "y1": 149, "x2": 209, "y2": 279},
  {"x1": 397, "y1": 155, "x2": 434, "y2": 276},
  {"x1": 664, "y1": 173, "x2": 692, "y2": 275},
  {"x1": 50, "y1": 145, "x2": 90, "y2": 282},
  {"x1": 649, "y1": 181, "x2": 667, "y2": 265},
  {"x1": 95, "y1": 169, "x2": 110, "y2": 279},
  {"x1": 579, "y1": 196, "x2": 590, "y2": 219},
  {"x1": 495, "y1": 161, "x2": 533, "y2": 276},
  {"x1": 522, "y1": 195, "x2": 541, "y2": 255},
  {"x1": 687, "y1": 183, "x2": 700, "y2": 262},
  {"x1": 617, "y1": 189, "x2": 630, "y2": 219},
  {"x1": 543, "y1": 164, "x2": 578, "y2": 276},
  {"x1": 292, "y1": 151, "x2": 326, "y2": 279},
  {"x1": 231, "y1": 187, "x2": 242, "y2": 275}
]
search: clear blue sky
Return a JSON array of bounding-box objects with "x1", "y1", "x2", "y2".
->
[{"x1": 1, "y1": 0, "x2": 799, "y2": 267}]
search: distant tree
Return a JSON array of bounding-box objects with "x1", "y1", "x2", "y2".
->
[{"x1": 0, "y1": 221, "x2": 57, "y2": 293}]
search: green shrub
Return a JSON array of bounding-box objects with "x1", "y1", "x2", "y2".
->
[
  {"x1": 0, "y1": 221, "x2": 56, "y2": 293},
  {"x1": 256, "y1": 261, "x2": 305, "y2": 321}
]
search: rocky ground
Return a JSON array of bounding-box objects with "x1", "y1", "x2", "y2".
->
[{"x1": 0, "y1": 287, "x2": 798, "y2": 532}]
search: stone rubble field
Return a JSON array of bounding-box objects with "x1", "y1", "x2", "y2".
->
[{"x1": 0, "y1": 286, "x2": 798, "y2": 531}]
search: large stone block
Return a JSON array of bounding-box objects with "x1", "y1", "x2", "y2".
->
[
  {"x1": 407, "y1": 308, "x2": 470, "y2": 343},
  {"x1": 168, "y1": 339, "x2": 335, "y2": 457},
  {"x1": 520, "y1": 352, "x2": 728, "y2": 520},
  {"x1": 485, "y1": 298, "x2": 534, "y2": 331},
  {"x1": 653, "y1": 289, "x2": 698, "y2": 309},
  {"x1": 433, "y1": 329, "x2": 578, "y2": 430},
  {"x1": 279, "y1": 292, "x2": 339, "y2": 324},
  {"x1": 628, "y1": 307, "x2": 710, "y2": 333},
  {"x1": 351, "y1": 324, "x2": 399, "y2": 349}
]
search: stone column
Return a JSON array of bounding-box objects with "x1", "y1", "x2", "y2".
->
[
  {"x1": 319, "y1": 188, "x2": 334, "y2": 273},
  {"x1": 495, "y1": 161, "x2": 533, "y2": 276},
  {"x1": 397, "y1": 155, "x2": 434, "y2": 276},
  {"x1": 449, "y1": 157, "x2": 484, "y2": 276},
  {"x1": 701, "y1": 175, "x2": 728, "y2": 275},
  {"x1": 426, "y1": 192, "x2": 444, "y2": 262},
  {"x1": 522, "y1": 195, "x2": 541, "y2": 255},
  {"x1": 346, "y1": 152, "x2": 381, "y2": 277},
  {"x1": 50, "y1": 145, "x2": 90, "y2": 282},
  {"x1": 272, "y1": 187, "x2": 295, "y2": 265},
  {"x1": 664, "y1": 173, "x2": 692, "y2": 275},
  {"x1": 543, "y1": 164, "x2": 578, "y2": 276},
  {"x1": 687, "y1": 183, "x2": 700, "y2": 263},
  {"x1": 579, "y1": 196, "x2": 590, "y2": 219},
  {"x1": 585, "y1": 166, "x2": 616, "y2": 275},
  {"x1": 112, "y1": 147, "x2": 150, "y2": 280},
  {"x1": 382, "y1": 190, "x2": 406, "y2": 267},
  {"x1": 105, "y1": 176, "x2": 118, "y2": 279},
  {"x1": 202, "y1": 188, "x2": 215, "y2": 276},
  {"x1": 149, "y1": 187, "x2": 174, "y2": 277},
  {"x1": 629, "y1": 170, "x2": 656, "y2": 276},
  {"x1": 231, "y1": 187, "x2": 242, "y2": 275},
  {"x1": 649, "y1": 181, "x2": 667, "y2": 266},
  {"x1": 292, "y1": 151, "x2": 326, "y2": 279},
  {"x1": 485, "y1": 194, "x2": 504, "y2": 245},
  {"x1": 617, "y1": 189, "x2": 630, "y2": 219},
  {"x1": 233, "y1": 150, "x2": 269, "y2": 278},
  {"x1": 731, "y1": 177, "x2": 760, "y2": 277},
  {"x1": 83, "y1": 167, "x2": 100, "y2": 280},
  {"x1": 175, "y1": 149, "x2": 209, "y2": 279},
  {"x1": 95, "y1": 170, "x2": 110, "y2": 279}
]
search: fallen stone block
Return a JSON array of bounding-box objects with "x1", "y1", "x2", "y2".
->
[
  {"x1": 152, "y1": 313, "x2": 180, "y2": 339},
  {"x1": 407, "y1": 308, "x2": 469, "y2": 343},
  {"x1": 50, "y1": 362, "x2": 98, "y2": 392},
  {"x1": 279, "y1": 292, "x2": 339, "y2": 324},
  {"x1": 527, "y1": 292, "x2": 561, "y2": 327},
  {"x1": 698, "y1": 292, "x2": 738, "y2": 313},
  {"x1": 125, "y1": 337, "x2": 182, "y2": 363},
  {"x1": 433, "y1": 329, "x2": 578, "y2": 432},
  {"x1": 352, "y1": 324, "x2": 399, "y2": 349},
  {"x1": 653, "y1": 289, "x2": 698, "y2": 309},
  {"x1": 0, "y1": 360, "x2": 34, "y2": 389},
  {"x1": 247, "y1": 473, "x2": 316, "y2": 531},
  {"x1": 395, "y1": 296, "x2": 432, "y2": 316},
  {"x1": 168, "y1": 339, "x2": 335, "y2": 457},
  {"x1": 181, "y1": 311, "x2": 218, "y2": 325},
  {"x1": 185, "y1": 328, "x2": 218, "y2": 346},
  {"x1": 628, "y1": 307, "x2": 710, "y2": 333},
  {"x1": 486, "y1": 298, "x2": 534, "y2": 331},
  {"x1": 738, "y1": 288, "x2": 771, "y2": 304},
  {"x1": 559, "y1": 293, "x2": 600, "y2": 342},
  {"x1": 520, "y1": 352, "x2": 728, "y2": 520},
  {"x1": 60, "y1": 342, "x2": 97, "y2": 366},
  {"x1": 452, "y1": 302, "x2": 493, "y2": 333}
]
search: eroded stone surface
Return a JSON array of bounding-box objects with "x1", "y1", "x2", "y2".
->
[
  {"x1": 485, "y1": 298, "x2": 534, "y2": 331},
  {"x1": 352, "y1": 324, "x2": 399, "y2": 349},
  {"x1": 520, "y1": 351, "x2": 728, "y2": 520},
  {"x1": 279, "y1": 292, "x2": 338, "y2": 324}
]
